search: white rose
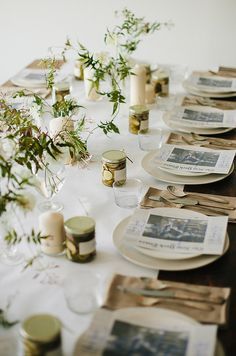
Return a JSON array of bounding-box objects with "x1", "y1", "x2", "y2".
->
[{"x1": 17, "y1": 192, "x2": 36, "y2": 212}]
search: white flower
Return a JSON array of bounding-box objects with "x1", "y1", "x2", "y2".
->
[
  {"x1": 17, "y1": 192, "x2": 36, "y2": 212},
  {"x1": 0, "y1": 138, "x2": 17, "y2": 160}
]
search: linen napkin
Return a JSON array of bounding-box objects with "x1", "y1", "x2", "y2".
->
[
  {"x1": 166, "y1": 132, "x2": 236, "y2": 150},
  {"x1": 140, "y1": 187, "x2": 236, "y2": 222},
  {"x1": 103, "y1": 274, "x2": 230, "y2": 325}
]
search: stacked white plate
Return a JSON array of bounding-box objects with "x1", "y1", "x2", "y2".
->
[
  {"x1": 163, "y1": 107, "x2": 235, "y2": 135},
  {"x1": 113, "y1": 208, "x2": 229, "y2": 271},
  {"x1": 141, "y1": 149, "x2": 234, "y2": 185},
  {"x1": 183, "y1": 73, "x2": 236, "y2": 98}
]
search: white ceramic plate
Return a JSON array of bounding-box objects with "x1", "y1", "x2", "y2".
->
[
  {"x1": 11, "y1": 69, "x2": 47, "y2": 88},
  {"x1": 134, "y1": 208, "x2": 207, "y2": 260},
  {"x1": 183, "y1": 80, "x2": 236, "y2": 98},
  {"x1": 142, "y1": 150, "x2": 234, "y2": 185},
  {"x1": 163, "y1": 114, "x2": 233, "y2": 135},
  {"x1": 158, "y1": 165, "x2": 209, "y2": 177},
  {"x1": 113, "y1": 215, "x2": 229, "y2": 271}
]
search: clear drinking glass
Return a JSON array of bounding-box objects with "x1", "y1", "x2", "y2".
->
[
  {"x1": 113, "y1": 178, "x2": 143, "y2": 209},
  {"x1": 63, "y1": 270, "x2": 102, "y2": 314},
  {"x1": 37, "y1": 159, "x2": 66, "y2": 212},
  {"x1": 138, "y1": 128, "x2": 163, "y2": 151}
]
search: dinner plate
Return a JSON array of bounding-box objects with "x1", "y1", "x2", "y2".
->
[
  {"x1": 158, "y1": 165, "x2": 209, "y2": 177},
  {"x1": 134, "y1": 208, "x2": 208, "y2": 260},
  {"x1": 113, "y1": 215, "x2": 229, "y2": 271},
  {"x1": 142, "y1": 150, "x2": 234, "y2": 185},
  {"x1": 183, "y1": 81, "x2": 236, "y2": 98},
  {"x1": 163, "y1": 113, "x2": 233, "y2": 135},
  {"x1": 74, "y1": 307, "x2": 224, "y2": 356},
  {"x1": 10, "y1": 69, "x2": 47, "y2": 88}
]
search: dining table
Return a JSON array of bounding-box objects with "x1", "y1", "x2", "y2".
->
[{"x1": 0, "y1": 59, "x2": 235, "y2": 356}]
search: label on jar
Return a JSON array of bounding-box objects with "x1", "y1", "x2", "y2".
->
[
  {"x1": 114, "y1": 167, "x2": 126, "y2": 182},
  {"x1": 140, "y1": 119, "x2": 149, "y2": 131},
  {"x1": 79, "y1": 238, "x2": 96, "y2": 255}
]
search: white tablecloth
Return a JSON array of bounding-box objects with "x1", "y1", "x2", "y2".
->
[{"x1": 0, "y1": 74, "x2": 180, "y2": 356}]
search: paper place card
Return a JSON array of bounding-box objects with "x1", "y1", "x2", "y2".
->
[
  {"x1": 167, "y1": 106, "x2": 236, "y2": 128},
  {"x1": 125, "y1": 209, "x2": 228, "y2": 255},
  {"x1": 151, "y1": 144, "x2": 235, "y2": 174}
]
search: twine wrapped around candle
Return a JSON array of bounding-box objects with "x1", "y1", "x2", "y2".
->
[{"x1": 130, "y1": 64, "x2": 146, "y2": 106}]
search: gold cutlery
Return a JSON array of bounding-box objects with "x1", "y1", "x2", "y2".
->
[
  {"x1": 148, "y1": 196, "x2": 230, "y2": 215},
  {"x1": 139, "y1": 297, "x2": 214, "y2": 311},
  {"x1": 140, "y1": 279, "x2": 211, "y2": 297},
  {"x1": 167, "y1": 185, "x2": 229, "y2": 204}
]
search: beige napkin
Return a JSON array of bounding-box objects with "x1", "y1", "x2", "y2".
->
[
  {"x1": 0, "y1": 59, "x2": 65, "y2": 98},
  {"x1": 140, "y1": 187, "x2": 236, "y2": 222},
  {"x1": 103, "y1": 274, "x2": 230, "y2": 325},
  {"x1": 166, "y1": 132, "x2": 236, "y2": 150},
  {"x1": 181, "y1": 95, "x2": 236, "y2": 110}
]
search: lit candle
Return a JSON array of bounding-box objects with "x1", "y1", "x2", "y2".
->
[
  {"x1": 145, "y1": 83, "x2": 156, "y2": 104},
  {"x1": 39, "y1": 212, "x2": 66, "y2": 255},
  {"x1": 130, "y1": 64, "x2": 146, "y2": 106},
  {"x1": 49, "y1": 117, "x2": 74, "y2": 137},
  {"x1": 83, "y1": 68, "x2": 101, "y2": 101}
]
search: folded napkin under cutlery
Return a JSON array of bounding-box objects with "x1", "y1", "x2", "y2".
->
[
  {"x1": 140, "y1": 187, "x2": 236, "y2": 222},
  {"x1": 103, "y1": 274, "x2": 231, "y2": 325},
  {"x1": 167, "y1": 132, "x2": 236, "y2": 150}
]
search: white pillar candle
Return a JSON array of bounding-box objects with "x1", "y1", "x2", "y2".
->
[
  {"x1": 145, "y1": 83, "x2": 156, "y2": 104},
  {"x1": 130, "y1": 64, "x2": 146, "y2": 106},
  {"x1": 84, "y1": 68, "x2": 101, "y2": 101},
  {"x1": 39, "y1": 212, "x2": 66, "y2": 255},
  {"x1": 49, "y1": 117, "x2": 74, "y2": 137}
]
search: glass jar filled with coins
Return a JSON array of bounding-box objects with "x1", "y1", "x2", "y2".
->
[
  {"x1": 64, "y1": 216, "x2": 96, "y2": 263},
  {"x1": 129, "y1": 105, "x2": 149, "y2": 135},
  {"x1": 102, "y1": 150, "x2": 126, "y2": 187}
]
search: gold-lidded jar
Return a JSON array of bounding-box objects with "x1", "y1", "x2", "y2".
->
[
  {"x1": 152, "y1": 70, "x2": 169, "y2": 97},
  {"x1": 129, "y1": 105, "x2": 149, "y2": 135},
  {"x1": 52, "y1": 80, "x2": 71, "y2": 104},
  {"x1": 64, "y1": 216, "x2": 96, "y2": 263},
  {"x1": 20, "y1": 314, "x2": 62, "y2": 356},
  {"x1": 102, "y1": 150, "x2": 126, "y2": 187},
  {"x1": 74, "y1": 59, "x2": 84, "y2": 80}
]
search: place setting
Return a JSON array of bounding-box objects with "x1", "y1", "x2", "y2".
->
[
  {"x1": 141, "y1": 143, "x2": 235, "y2": 185},
  {"x1": 112, "y1": 206, "x2": 229, "y2": 271}
]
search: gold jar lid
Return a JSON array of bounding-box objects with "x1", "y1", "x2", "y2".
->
[
  {"x1": 64, "y1": 216, "x2": 95, "y2": 235},
  {"x1": 129, "y1": 105, "x2": 149, "y2": 115},
  {"x1": 152, "y1": 69, "x2": 168, "y2": 80},
  {"x1": 53, "y1": 80, "x2": 71, "y2": 91},
  {"x1": 102, "y1": 150, "x2": 126, "y2": 164},
  {"x1": 20, "y1": 314, "x2": 61, "y2": 343}
]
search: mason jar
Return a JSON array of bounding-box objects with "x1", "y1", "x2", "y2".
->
[
  {"x1": 152, "y1": 70, "x2": 169, "y2": 97},
  {"x1": 129, "y1": 105, "x2": 149, "y2": 135},
  {"x1": 64, "y1": 216, "x2": 96, "y2": 263},
  {"x1": 20, "y1": 314, "x2": 62, "y2": 356},
  {"x1": 102, "y1": 150, "x2": 126, "y2": 187},
  {"x1": 52, "y1": 81, "x2": 71, "y2": 104}
]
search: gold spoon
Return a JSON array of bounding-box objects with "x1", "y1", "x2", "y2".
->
[{"x1": 167, "y1": 185, "x2": 228, "y2": 204}]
